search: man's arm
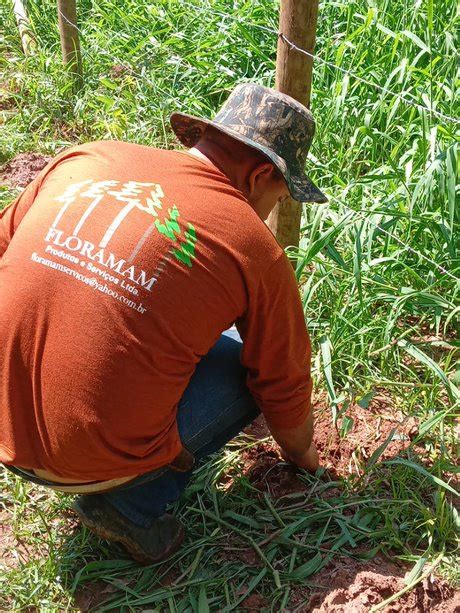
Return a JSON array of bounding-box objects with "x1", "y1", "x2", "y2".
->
[{"x1": 236, "y1": 252, "x2": 318, "y2": 471}]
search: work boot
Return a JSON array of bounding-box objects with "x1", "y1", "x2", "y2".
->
[{"x1": 73, "y1": 495, "x2": 185, "y2": 565}]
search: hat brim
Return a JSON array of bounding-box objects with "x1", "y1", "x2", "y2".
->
[{"x1": 170, "y1": 112, "x2": 327, "y2": 204}]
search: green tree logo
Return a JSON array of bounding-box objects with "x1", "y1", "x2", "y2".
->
[{"x1": 155, "y1": 205, "x2": 197, "y2": 267}]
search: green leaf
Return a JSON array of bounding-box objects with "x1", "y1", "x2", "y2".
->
[
  {"x1": 319, "y1": 335, "x2": 338, "y2": 412},
  {"x1": 291, "y1": 552, "x2": 323, "y2": 579},
  {"x1": 336, "y1": 518, "x2": 357, "y2": 547},
  {"x1": 385, "y1": 458, "x2": 459, "y2": 496},
  {"x1": 198, "y1": 585, "x2": 210, "y2": 613},
  {"x1": 366, "y1": 427, "x2": 398, "y2": 469},
  {"x1": 340, "y1": 415, "x2": 354, "y2": 437},
  {"x1": 222, "y1": 511, "x2": 261, "y2": 529},
  {"x1": 353, "y1": 221, "x2": 364, "y2": 305},
  {"x1": 401, "y1": 30, "x2": 430, "y2": 53},
  {"x1": 398, "y1": 340, "x2": 460, "y2": 402},
  {"x1": 418, "y1": 410, "x2": 448, "y2": 436},
  {"x1": 225, "y1": 568, "x2": 267, "y2": 612},
  {"x1": 357, "y1": 391, "x2": 375, "y2": 408},
  {"x1": 446, "y1": 144, "x2": 457, "y2": 232},
  {"x1": 352, "y1": 545, "x2": 381, "y2": 559},
  {"x1": 296, "y1": 212, "x2": 352, "y2": 279},
  {"x1": 99, "y1": 77, "x2": 120, "y2": 90},
  {"x1": 405, "y1": 557, "x2": 427, "y2": 585}
]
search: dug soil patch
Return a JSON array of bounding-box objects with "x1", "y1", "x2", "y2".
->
[
  {"x1": 298, "y1": 555, "x2": 459, "y2": 612},
  {"x1": 313, "y1": 391, "x2": 418, "y2": 476},
  {"x1": 1, "y1": 152, "x2": 51, "y2": 188},
  {"x1": 239, "y1": 393, "x2": 460, "y2": 611},
  {"x1": 243, "y1": 390, "x2": 418, "y2": 486}
]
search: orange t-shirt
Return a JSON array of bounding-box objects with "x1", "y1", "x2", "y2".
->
[{"x1": 0, "y1": 141, "x2": 312, "y2": 480}]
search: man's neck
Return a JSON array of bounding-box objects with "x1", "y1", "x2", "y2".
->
[
  {"x1": 187, "y1": 146, "x2": 213, "y2": 166},
  {"x1": 187, "y1": 142, "x2": 248, "y2": 198},
  {"x1": 188, "y1": 144, "x2": 229, "y2": 179}
]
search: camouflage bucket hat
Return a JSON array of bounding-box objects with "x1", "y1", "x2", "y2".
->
[{"x1": 170, "y1": 83, "x2": 327, "y2": 203}]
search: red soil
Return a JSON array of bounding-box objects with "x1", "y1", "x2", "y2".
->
[
  {"x1": 0, "y1": 510, "x2": 29, "y2": 569},
  {"x1": 217, "y1": 549, "x2": 458, "y2": 611},
  {"x1": 298, "y1": 555, "x2": 459, "y2": 612},
  {"x1": 1, "y1": 152, "x2": 51, "y2": 188},
  {"x1": 243, "y1": 390, "x2": 418, "y2": 488},
  {"x1": 238, "y1": 392, "x2": 459, "y2": 611}
]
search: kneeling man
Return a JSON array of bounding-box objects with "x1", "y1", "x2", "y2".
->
[{"x1": 0, "y1": 84, "x2": 324, "y2": 563}]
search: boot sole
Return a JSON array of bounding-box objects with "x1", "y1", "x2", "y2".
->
[{"x1": 73, "y1": 500, "x2": 185, "y2": 565}]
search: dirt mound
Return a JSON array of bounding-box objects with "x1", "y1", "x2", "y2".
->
[
  {"x1": 302, "y1": 555, "x2": 458, "y2": 612},
  {"x1": 1, "y1": 152, "x2": 52, "y2": 188}
]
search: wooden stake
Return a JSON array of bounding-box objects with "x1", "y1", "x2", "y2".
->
[
  {"x1": 267, "y1": 0, "x2": 320, "y2": 252},
  {"x1": 57, "y1": 0, "x2": 83, "y2": 89},
  {"x1": 12, "y1": 0, "x2": 36, "y2": 55}
]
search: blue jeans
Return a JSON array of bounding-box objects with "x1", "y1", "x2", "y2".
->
[{"x1": 97, "y1": 329, "x2": 260, "y2": 527}]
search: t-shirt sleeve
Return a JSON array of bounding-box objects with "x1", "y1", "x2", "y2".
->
[
  {"x1": 0, "y1": 174, "x2": 44, "y2": 257},
  {"x1": 235, "y1": 253, "x2": 312, "y2": 430}
]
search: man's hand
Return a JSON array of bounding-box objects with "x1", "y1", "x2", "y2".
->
[
  {"x1": 267, "y1": 409, "x2": 318, "y2": 472},
  {"x1": 281, "y1": 441, "x2": 319, "y2": 473}
]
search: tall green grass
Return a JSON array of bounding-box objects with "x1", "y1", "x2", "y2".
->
[{"x1": 0, "y1": 0, "x2": 458, "y2": 609}]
